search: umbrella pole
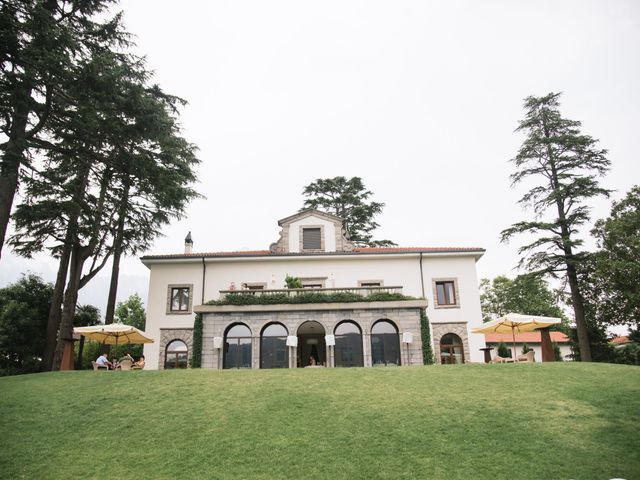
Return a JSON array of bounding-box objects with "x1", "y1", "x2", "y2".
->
[{"x1": 512, "y1": 327, "x2": 517, "y2": 362}]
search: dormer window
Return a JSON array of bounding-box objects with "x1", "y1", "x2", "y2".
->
[
  {"x1": 271, "y1": 210, "x2": 352, "y2": 254},
  {"x1": 301, "y1": 226, "x2": 324, "y2": 251}
]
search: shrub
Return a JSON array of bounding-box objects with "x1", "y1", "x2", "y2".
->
[
  {"x1": 208, "y1": 291, "x2": 415, "y2": 306},
  {"x1": 498, "y1": 342, "x2": 511, "y2": 358},
  {"x1": 420, "y1": 309, "x2": 434, "y2": 365},
  {"x1": 284, "y1": 275, "x2": 303, "y2": 289},
  {"x1": 191, "y1": 313, "x2": 203, "y2": 368},
  {"x1": 612, "y1": 343, "x2": 640, "y2": 366},
  {"x1": 552, "y1": 342, "x2": 563, "y2": 361},
  {"x1": 521, "y1": 343, "x2": 532, "y2": 354}
]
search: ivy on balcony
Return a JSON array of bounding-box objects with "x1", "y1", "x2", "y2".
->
[{"x1": 207, "y1": 290, "x2": 416, "y2": 306}]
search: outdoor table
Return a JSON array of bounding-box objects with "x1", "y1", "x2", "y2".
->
[{"x1": 480, "y1": 347, "x2": 494, "y2": 363}]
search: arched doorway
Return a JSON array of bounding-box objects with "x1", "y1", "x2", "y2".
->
[
  {"x1": 297, "y1": 321, "x2": 326, "y2": 367},
  {"x1": 224, "y1": 323, "x2": 252, "y2": 369},
  {"x1": 371, "y1": 319, "x2": 401, "y2": 366},
  {"x1": 165, "y1": 339, "x2": 188, "y2": 369},
  {"x1": 334, "y1": 320, "x2": 363, "y2": 367},
  {"x1": 440, "y1": 333, "x2": 465, "y2": 364},
  {"x1": 260, "y1": 323, "x2": 288, "y2": 369}
]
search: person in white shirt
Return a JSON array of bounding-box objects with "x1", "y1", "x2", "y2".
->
[{"x1": 96, "y1": 353, "x2": 113, "y2": 369}]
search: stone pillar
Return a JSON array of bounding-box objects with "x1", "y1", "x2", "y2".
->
[
  {"x1": 214, "y1": 347, "x2": 221, "y2": 370},
  {"x1": 540, "y1": 328, "x2": 555, "y2": 362},
  {"x1": 363, "y1": 333, "x2": 371, "y2": 367},
  {"x1": 253, "y1": 336, "x2": 259, "y2": 369}
]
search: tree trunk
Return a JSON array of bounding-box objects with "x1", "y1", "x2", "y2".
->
[
  {"x1": 42, "y1": 164, "x2": 91, "y2": 371},
  {"x1": 42, "y1": 240, "x2": 72, "y2": 371},
  {"x1": 104, "y1": 177, "x2": 130, "y2": 325},
  {"x1": 0, "y1": 83, "x2": 32, "y2": 260},
  {"x1": 52, "y1": 245, "x2": 85, "y2": 370},
  {"x1": 52, "y1": 168, "x2": 112, "y2": 369},
  {"x1": 544, "y1": 120, "x2": 592, "y2": 362},
  {"x1": 566, "y1": 262, "x2": 592, "y2": 361},
  {"x1": 104, "y1": 249, "x2": 121, "y2": 325},
  {"x1": 0, "y1": 0, "x2": 57, "y2": 259}
]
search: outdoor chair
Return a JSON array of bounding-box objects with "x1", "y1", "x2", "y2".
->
[
  {"x1": 91, "y1": 361, "x2": 108, "y2": 371},
  {"x1": 118, "y1": 359, "x2": 133, "y2": 370},
  {"x1": 491, "y1": 355, "x2": 514, "y2": 364},
  {"x1": 517, "y1": 350, "x2": 535, "y2": 363}
]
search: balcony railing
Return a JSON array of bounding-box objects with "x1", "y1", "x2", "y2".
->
[{"x1": 219, "y1": 285, "x2": 403, "y2": 300}]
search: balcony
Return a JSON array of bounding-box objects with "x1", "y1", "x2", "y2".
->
[
  {"x1": 197, "y1": 284, "x2": 426, "y2": 313},
  {"x1": 219, "y1": 285, "x2": 404, "y2": 300}
]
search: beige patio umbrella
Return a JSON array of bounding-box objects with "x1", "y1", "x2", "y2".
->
[
  {"x1": 74, "y1": 323, "x2": 154, "y2": 358},
  {"x1": 472, "y1": 313, "x2": 561, "y2": 360}
]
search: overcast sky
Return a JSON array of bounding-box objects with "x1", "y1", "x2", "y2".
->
[{"x1": 1, "y1": 0, "x2": 639, "y2": 317}]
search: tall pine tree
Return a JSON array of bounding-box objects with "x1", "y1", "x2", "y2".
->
[
  {"x1": 0, "y1": 0, "x2": 125, "y2": 260},
  {"x1": 301, "y1": 176, "x2": 394, "y2": 247},
  {"x1": 501, "y1": 92, "x2": 610, "y2": 362}
]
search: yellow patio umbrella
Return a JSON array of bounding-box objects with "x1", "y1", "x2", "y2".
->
[
  {"x1": 472, "y1": 313, "x2": 561, "y2": 360},
  {"x1": 74, "y1": 323, "x2": 154, "y2": 359}
]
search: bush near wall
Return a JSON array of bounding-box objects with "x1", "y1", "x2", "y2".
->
[
  {"x1": 498, "y1": 342, "x2": 511, "y2": 358},
  {"x1": 613, "y1": 343, "x2": 640, "y2": 366},
  {"x1": 420, "y1": 309, "x2": 434, "y2": 364},
  {"x1": 191, "y1": 314, "x2": 203, "y2": 368},
  {"x1": 207, "y1": 291, "x2": 415, "y2": 306}
]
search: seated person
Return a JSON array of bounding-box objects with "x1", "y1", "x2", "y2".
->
[
  {"x1": 96, "y1": 353, "x2": 113, "y2": 369},
  {"x1": 133, "y1": 355, "x2": 145, "y2": 369},
  {"x1": 119, "y1": 352, "x2": 134, "y2": 363}
]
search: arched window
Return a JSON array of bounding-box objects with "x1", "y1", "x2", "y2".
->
[
  {"x1": 224, "y1": 323, "x2": 252, "y2": 369},
  {"x1": 334, "y1": 321, "x2": 363, "y2": 367},
  {"x1": 371, "y1": 320, "x2": 401, "y2": 366},
  {"x1": 440, "y1": 333, "x2": 465, "y2": 364},
  {"x1": 261, "y1": 323, "x2": 288, "y2": 369},
  {"x1": 165, "y1": 340, "x2": 188, "y2": 369}
]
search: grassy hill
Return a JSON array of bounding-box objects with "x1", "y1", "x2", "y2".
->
[{"x1": 0, "y1": 363, "x2": 638, "y2": 479}]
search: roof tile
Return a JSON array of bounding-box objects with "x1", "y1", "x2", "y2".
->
[
  {"x1": 141, "y1": 246, "x2": 485, "y2": 261},
  {"x1": 484, "y1": 332, "x2": 569, "y2": 343}
]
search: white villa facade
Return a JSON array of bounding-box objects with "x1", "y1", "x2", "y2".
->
[{"x1": 141, "y1": 210, "x2": 486, "y2": 369}]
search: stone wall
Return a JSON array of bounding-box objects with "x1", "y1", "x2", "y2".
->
[
  {"x1": 431, "y1": 322, "x2": 470, "y2": 364},
  {"x1": 158, "y1": 328, "x2": 194, "y2": 369},
  {"x1": 201, "y1": 306, "x2": 424, "y2": 369}
]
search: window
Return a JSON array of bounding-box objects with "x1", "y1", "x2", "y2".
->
[
  {"x1": 300, "y1": 277, "x2": 326, "y2": 289},
  {"x1": 167, "y1": 284, "x2": 192, "y2": 313},
  {"x1": 440, "y1": 333, "x2": 465, "y2": 364},
  {"x1": 260, "y1": 323, "x2": 288, "y2": 369},
  {"x1": 358, "y1": 280, "x2": 383, "y2": 287},
  {"x1": 303, "y1": 227, "x2": 322, "y2": 249},
  {"x1": 165, "y1": 340, "x2": 188, "y2": 369},
  {"x1": 224, "y1": 323, "x2": 252, "y2": 369},
  {"x1": 433, "y1": 279, "x2": 459, "y2": 307},
  {"x1": 334, "y1": 321, "x2": 363, "y2": 367},
  {"x1": 370, "y1": 320, "x2": 401, "y2": 366}
]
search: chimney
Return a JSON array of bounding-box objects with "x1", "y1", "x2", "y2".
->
[{"x1": 184, "y1": 231, "x2": 193, "y2": 254}]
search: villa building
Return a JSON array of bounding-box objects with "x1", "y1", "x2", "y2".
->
[{"x1": 141, "y1": 210, "x2": 486, "y2": 369}]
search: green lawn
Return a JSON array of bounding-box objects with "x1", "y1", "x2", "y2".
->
[{"x1": 0, "y1": 363, "x2": 638, "y2": 480}]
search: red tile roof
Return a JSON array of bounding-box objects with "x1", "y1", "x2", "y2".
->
[
  {"x1": 484, "y1": 332, "x2": 569, "y2": 343},
  {"x1": 610, "y1": 336, "x2": 630, "y2": 345},
  {"x1": 141, "y1": 247, "x2": 485, "y2": 261},
  {"x1": 353, "y1": 247, "x2": 484, "y2": 253}
]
